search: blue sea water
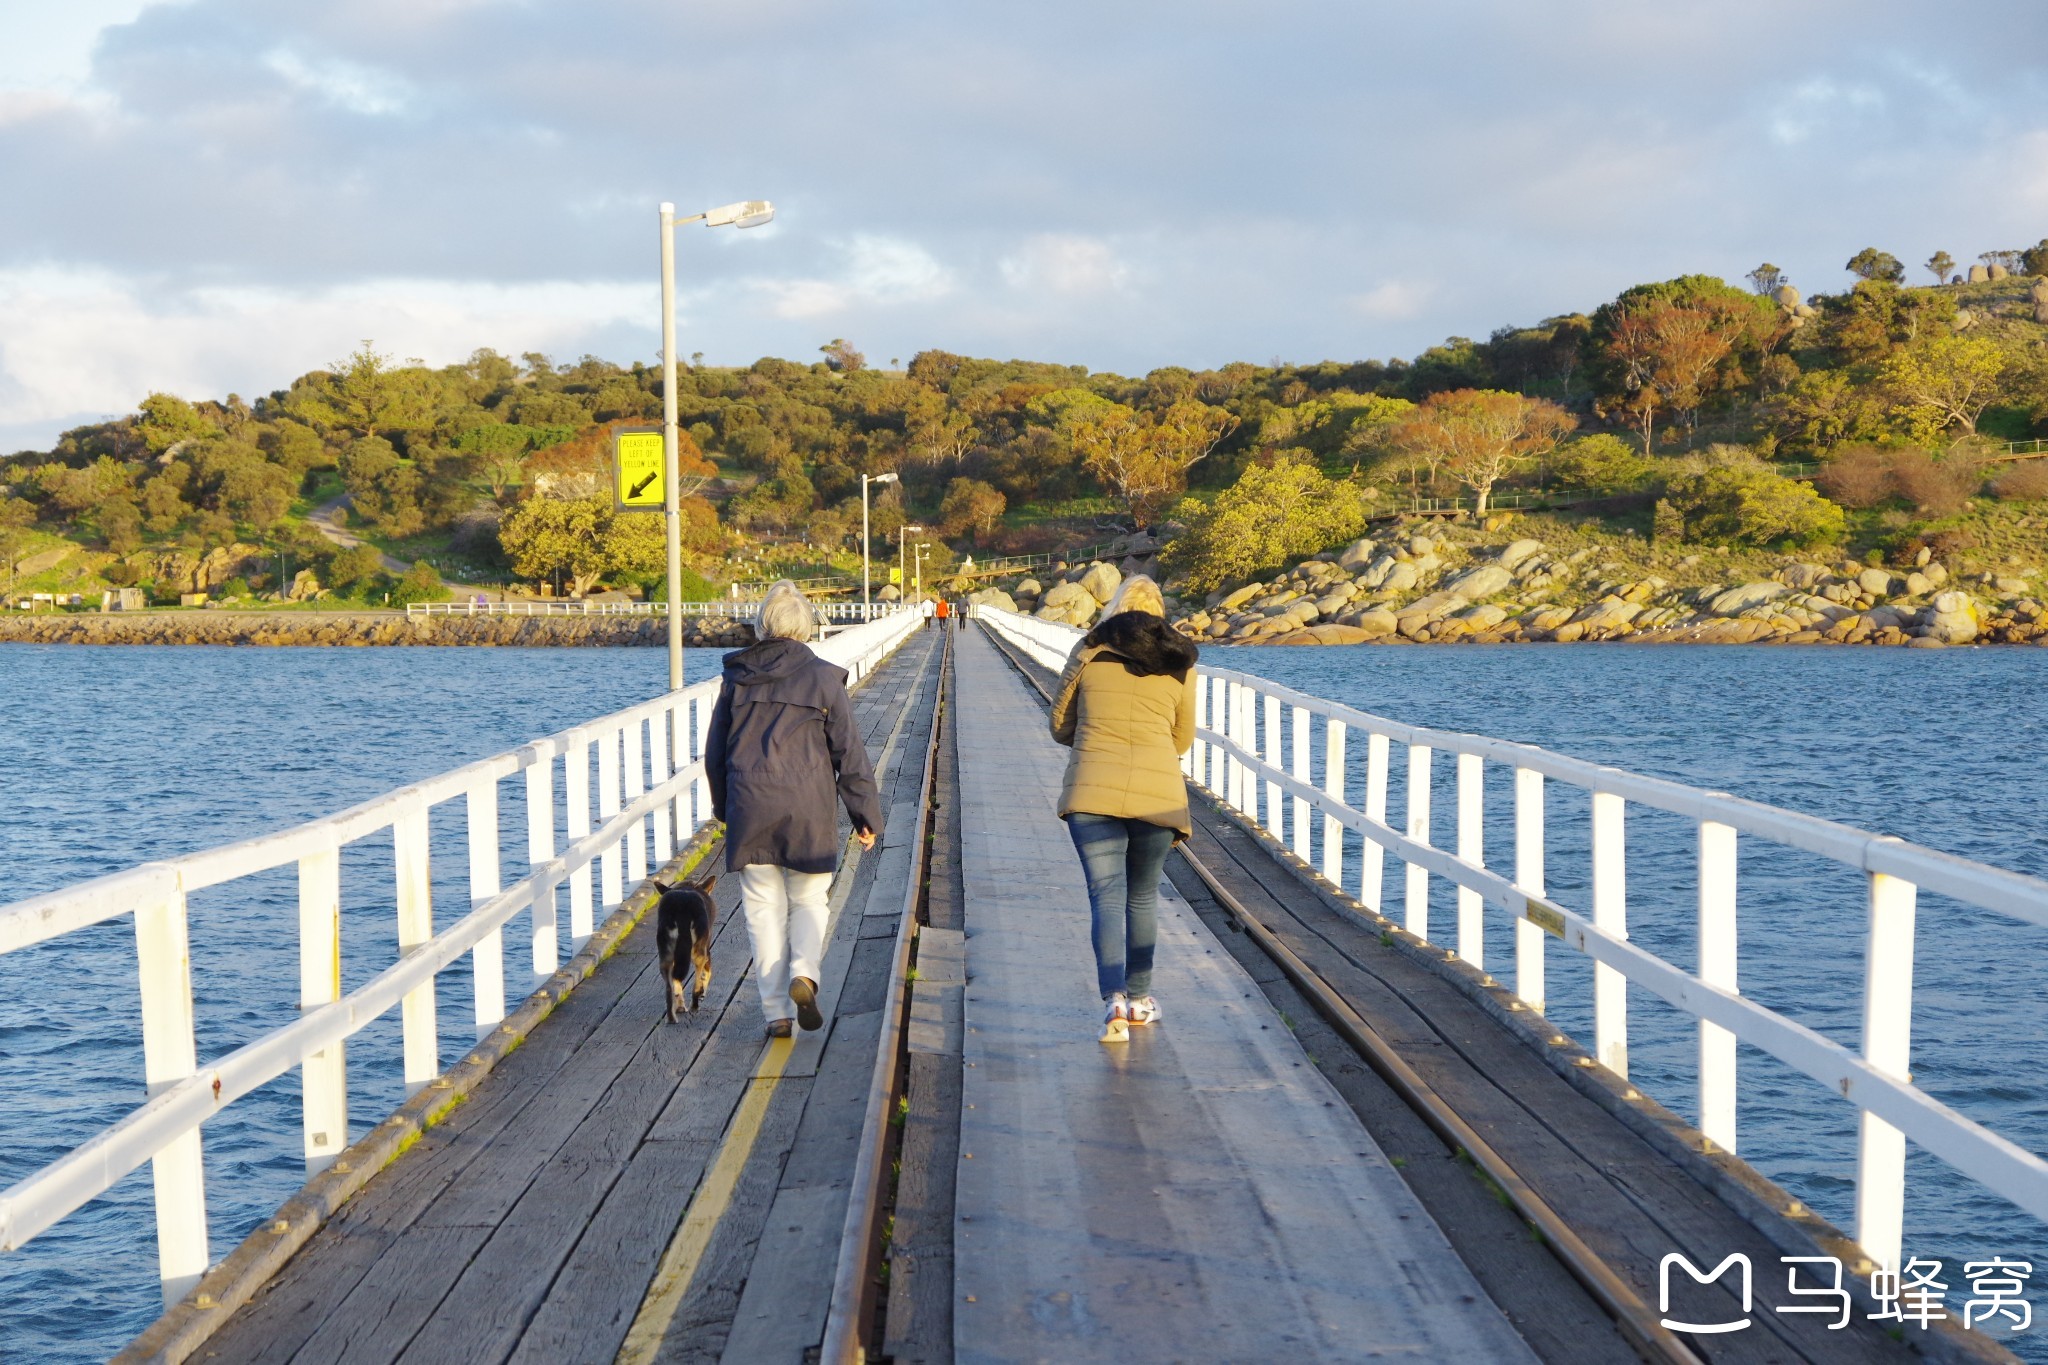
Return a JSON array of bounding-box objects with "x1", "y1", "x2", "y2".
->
[
  {"x1": 0, "y1": 639, "x2": 2044, "y2": 1360},
  {"x1": 0, "y1": 644, "x2": 723, "y2": 1363}
]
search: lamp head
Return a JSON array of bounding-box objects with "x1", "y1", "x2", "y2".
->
[
  {"x1": 704, "y1": 200, "x2": 775, "y2": 229},
  {"x1": 872, "y1": 471, "x2": 899, "y2": 486}
]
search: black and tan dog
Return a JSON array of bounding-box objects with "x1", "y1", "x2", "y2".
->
[{"x1": 652, "y1": 877, "x2": 716, "y2": 1022}]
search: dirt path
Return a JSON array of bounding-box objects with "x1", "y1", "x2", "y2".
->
[{"x1": 306, "y1": 495, "x2": 413, "y2": 576}]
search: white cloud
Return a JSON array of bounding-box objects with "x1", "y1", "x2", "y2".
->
[
  {"x1": 755, "y1": 236, "x2": 954, "y2": 320},
  {"x1": 999, "y1": 234, "x2": 1130, "y2": 295},
  {"x1": 261, "y1": 47, "x2": 413, "y2": 116},
  {"x1": 1349, "y1": 281, "x2": 1432, "y2": 322},
  {"x1": 0, "y1": 268, "x2": 649, "y2": 446},
  {"x1": 1768, "y1": 76, "x2": 1886, "y2": 146}
]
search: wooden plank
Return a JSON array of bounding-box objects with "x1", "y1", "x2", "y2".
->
[
  {"x1": 906, "y1": 980, "x2": 962, "y2": 1057},
  {"x1": 828, "y1": 934, "x2": 898, "y2": 1020},
  {"x1": 914, "y1": 926, "x2": 964, "y2": 985},
  {"x1": 885, "y1": 1050, "x2": 962, "y2": 1365},
  {"x1": 642, "y1": 1076, "x2": 815, "y2": 1365},
  {"x1": 506, "y1": 1136, "x2": 719, "y2": 1365},
  {"x1": 288, "y1": 1224, "x2": 489, "y2": 1365},
  {"x1": 778, "y1": 1009, "x2": 885, "y2": 1192},
  {"x1": 1183, "y1": 810, "x2": 1921, "y2": 1365},
  {"x1": 715, "y1": 1184, "x2": 849, "y2": 1362}
]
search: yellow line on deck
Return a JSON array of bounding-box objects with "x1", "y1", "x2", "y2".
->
[{"x1": 616, "y1": 1034, "x2": 795, "y2": 1365}]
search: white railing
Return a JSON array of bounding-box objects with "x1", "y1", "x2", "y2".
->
[
  {"x1": 974, "y1": 605, "x2": 2048, "y2": 1277},
  {"x1": 405, "y1": 600, "x2": 905, "y2": 623},
  {"x1": 0, "y1": 608, "x2": 923, "y2": 1306}
]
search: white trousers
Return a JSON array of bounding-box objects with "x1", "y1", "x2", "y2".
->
[{"x1": 737, "y1": 864, "x2": 834, "y2": 1021}]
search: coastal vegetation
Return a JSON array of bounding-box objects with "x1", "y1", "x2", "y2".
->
[{"x1": 3, "y1": 245, "x2": 2047, "y2": 628}]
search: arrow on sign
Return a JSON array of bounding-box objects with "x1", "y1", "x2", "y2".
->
[{"x1": 629, "y1": 471, "x2": 659, "y2": 498}]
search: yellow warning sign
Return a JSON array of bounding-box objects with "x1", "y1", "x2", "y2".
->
[{"x1": 613, "y1": 428, "x2": 665, "y2": 511}]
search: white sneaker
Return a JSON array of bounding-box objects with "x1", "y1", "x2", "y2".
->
[
  {"x1": 1127, "y1": 995, "x2": 1161, "y2": 1027},
  {"x1": 1100, "y1": 992, "x2": 1130, "y2": 1044}
]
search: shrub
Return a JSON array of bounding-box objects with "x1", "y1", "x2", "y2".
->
[
  {"x1": 327, "y1": 544, "x2": 385, "y2": 592},
  {"x1": 389, "y1": 561, "x2": 450, "y2": 608},
  {"x1": 1813, "y1": 444, "x2": 1894, "y2": 508},
  {"x1": 1549, "y1": 434, "x2": 1652, "y2": 491},
  {"x1": 1889, "y1": 449, "x2": 1983, "y2": 516},
  {"x1": 1160, "y1": 453, "x2": 1370, "y2": 593},
  {"x1": 1661, "y1": 448, "x2": 1845, "y2": 549},
  {"x1": 218, "y1": 576, "x2": 252, "y2": 599},
  {"x1": 1993, "y1": 460, "x2": 2048, "y2": 501}
]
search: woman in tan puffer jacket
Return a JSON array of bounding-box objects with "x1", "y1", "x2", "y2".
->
[{"x1": 1049, "y1": 575, "x2": 1199, "y2": 1042}]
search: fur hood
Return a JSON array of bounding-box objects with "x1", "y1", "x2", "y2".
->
[{"x1": 1082, "y1": 611, "x2": 1199, "y2": 678}]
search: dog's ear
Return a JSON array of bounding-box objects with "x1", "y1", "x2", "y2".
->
[
  {"x1": 694, "y1": 874, "x2": 717, "y2": 896},
  {"x1": 650, "y1": 880, "x2": 672, "y2": 896}
]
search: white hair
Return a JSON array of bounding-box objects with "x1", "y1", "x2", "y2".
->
[{"x1": 755, "y1": 580, "x2": 818, "y2": 642}]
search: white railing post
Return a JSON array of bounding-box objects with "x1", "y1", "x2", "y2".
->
[
  {"x1": 1513, "y1": 767, "x2": 1546, "y2": 1013},
  {"x1": 565, "y1": 737, "x2": 594, "y2": 944},
  {"x1": 597, "y1": 726, "x2": 624, "y2": 916},
  {"x1": 135, "y1": 881, "x2": 208, "y2": 1306},
  {"x1": 466, "y1": 781, "x2": 506, "y2": 1037},
  {"x1": 1361, "y1": 732, "x2": 1390, "y2": 912},
  {"x1": 1697, "y1": 819, "x2": 1738, "y2": 1153},
  {"x1": 525, "y1": 752, "x2": 559, "y2": 978},
  {"x1": 650, "y1": 705, "x2": 674, "y2": 864},
  {"x1": 1856, "y1": 862, "x2": 1918, "y2": 1275},
  {"x1": 622, "y1": 718, "x2": 648, "y2": 886},
  {"x1": 298, "y1": 844, "x2": 347, "y2": 1175},
  {"x1": 1456, "y1": 752, "x2": 1484, "y2": 968},
  {"x1": 1290, "y1": 704, "x2": 1312, "y2": 862},
  {"x1": 394, "y1": 803, "x2": 438, "y2": 1096},
  {"x1": 1321, "y1": 719, "x2": 1346, "y2": 887},
  {"x1": 1262, "y1": 692, "x2": 1283, "y2": 840},
  {"x1": 1185, "y1": 675, "x2": 1202, "y2": 781},
  {"x1": 1404, "y1": 744, "x2": 1432, "y2": 940},
  {"x1": 1591, "y1": 790, "x2": 1628, "y2": 1077},
  {"x1": 1222, "y1": 681, "x2": 1240, "y2": 811},
  {"x1": 692, "y1": 697, "x2": 712, "y2": 829}
]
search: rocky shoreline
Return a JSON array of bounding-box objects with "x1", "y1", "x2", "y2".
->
[
  {"x1": 0, "y1": 611, "x2": 759, "y2": 649},
  {"x1": 971, "y1": 527, "x2": 2048, "y2": 649}
]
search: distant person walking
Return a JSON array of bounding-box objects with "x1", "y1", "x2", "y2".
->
[
  {"x1": 934, "y1": 597, "x2": 950, "y2": 630},
  {"x1": 706, "y1": 581, "x2": 882, "y2": 1038},
  {"x1": 1048, "y1": 575, "x2": 1198, "y2": 1043},
  {"x1": 921, "y1": 597, "x2": 936, "y2": 629}
]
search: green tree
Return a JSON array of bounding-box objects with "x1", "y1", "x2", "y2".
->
[
  {"x1": 1661, "y1": 449, "x2": 1844, "y2": 547},
  {"x1": 135, "y1": 393, "x2": 218, "y2": 454},
  {"x1": 820, "y1": 339, "x2": 866, "y2": 373},
  {"x1": 0, "y1": 494, "x2": 36, "y2": 596},
  {"x1": 1160, "y1": 454, "x2": 1370, "y2": 593},
  {"x1": 1745, "y1": 263, "x2": 1784, "y2": 295},
  {"x1": 2020, "y1": 239, "x2": 2048, "y2": 278},
  {"x1": 1877, "y1": 335, "x2": 2011, "y2": 442},
  {"x1": 937, "y1": 477, "x2": 1006, "y2": 540},
  {"x1": 1389, "y1": 389, "x2": 1575, "y2": 512},
  {"x1": 498, "y1": 496, "x2": 667, "y2": 596},
  {"x1": 389, "y1": 561, "x2": 450, "y2": 607},
  {"x1": 327, "y1": 544, "x2": 386, "y2": 593},
  {"x1": 1926, "y1": 250, "x2": 1956, "y2": 284},
  {"x1": 1845, "y1": 248, "x2": 1906, "y2": 284},
  {"x1": 1074, "y1": 399, "x2": 1238, "y2": 525},
  {"x1": 1548, "y1": 434, "x2": 1652, "y2": 490},
  {"x1": 338, "y1": 435, "x2": 425, "y2": 536}
]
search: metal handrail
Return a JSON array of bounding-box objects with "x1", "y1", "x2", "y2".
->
[
  {"x1": 403, "y1": 600, "x2": 908, "y2": 622},
  {"x1": 974, "y1": 605, "x2": 2048, "y2": 1278},
  {"x1": 0, "y1": 609, "x2": 925, "y2": 1306}
]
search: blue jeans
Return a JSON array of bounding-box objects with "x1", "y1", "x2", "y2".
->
[{"x1": 1065, "y1": 814, "x2": 1176, "y2": 999}]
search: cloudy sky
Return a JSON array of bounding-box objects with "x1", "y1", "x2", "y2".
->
[{"x1": 1, "y1": 0, "x2": 2044, "y2": 451}]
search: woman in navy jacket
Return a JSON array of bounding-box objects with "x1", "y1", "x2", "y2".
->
[{"x1": 705, "y1": 582, "x2": 883, "y2": 1036}]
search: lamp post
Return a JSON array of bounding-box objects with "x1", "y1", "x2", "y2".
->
[
  {"x1": 896, "y1": 524, "x2": 923, "y2": 609},
  {"x1": 914, "y1": 542, "x2": 931, "y2": 600},
  {"x1": 661, "y1": 197, "x2": 774, "y2": 690},
  {"x1": 861, "y1": 471, "x2": 899, "y2": 619}
]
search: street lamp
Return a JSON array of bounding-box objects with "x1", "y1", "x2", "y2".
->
[
  {"x1": 861, "y1": 471, "x2": 899, "y2": 618},
  {"x1": 896, "y1": 524, "x2": 923, "y2": 606},
  {"x1": 661, "y1": 198, "x2": 774, "y2": 691},
  {"x1": 913, "y1": 542, "x2": 931, "y2": 600}
]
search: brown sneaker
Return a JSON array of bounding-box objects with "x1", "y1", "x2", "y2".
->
[
  {"x1": 766, "y1": 1018, "x2": 793, "y2": 1039},
  {"x1": 789, "y1": 976, "x2": 823, "y2": 1032}
]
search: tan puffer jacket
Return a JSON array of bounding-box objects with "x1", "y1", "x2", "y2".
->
[{"x1": 1050, "y1": 641, "x2": 1197, "y2": 837}]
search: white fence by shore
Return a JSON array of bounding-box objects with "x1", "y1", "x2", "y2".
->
[
  {"x1": 405, "y1": 599, "x2": 908, "y2": 623},
  {"x1": 0, "y1": 608, "x2": 924, "y2": 1306},
  {"x1": 974, "y1": 604, "x2": 2048, "y2": 1279}
]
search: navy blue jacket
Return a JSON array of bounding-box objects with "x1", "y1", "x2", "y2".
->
[{"x1": 704, "y1": 638, "x2": 883, "y2": 873}]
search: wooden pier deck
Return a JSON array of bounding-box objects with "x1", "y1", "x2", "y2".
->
[
  {"x1": 165, "y1": 617, "x2": 2012, "y2": 1365},
  {"x1": 197, "y1": 629, "x2": 943, "y2": 1365}
]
